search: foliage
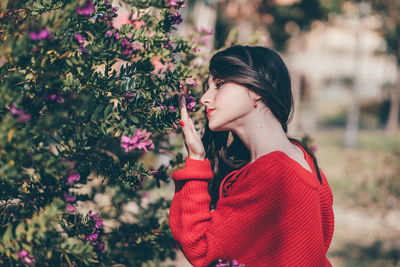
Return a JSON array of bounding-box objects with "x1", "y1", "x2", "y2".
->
[
  {"x1": 0, "y1": 0, "x2": 202, "y2": 265},
  {"x1": 258, "y1": 0, "x2": 325, "y2": 51}
]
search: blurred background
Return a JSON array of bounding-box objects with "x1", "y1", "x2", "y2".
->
[{"x1": 114, "y1": 0, "x2": 400, "y2": 265}]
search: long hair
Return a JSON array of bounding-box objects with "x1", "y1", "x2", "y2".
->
[{"x1": 201, "y1": 45, "x2": 323, "y2": 209}]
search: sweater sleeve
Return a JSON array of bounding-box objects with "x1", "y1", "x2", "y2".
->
[{"x1": 169, "y1": 157, "x2": 227, "y2": 266}]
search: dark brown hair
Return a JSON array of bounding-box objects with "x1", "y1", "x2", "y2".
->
[{"x1": 201, "y1": 45, "x2": 322, "y2": 209}]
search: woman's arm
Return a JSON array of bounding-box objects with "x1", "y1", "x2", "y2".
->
[{"x1": 169, "y1": 157, "x2": 229, "y2": 267}]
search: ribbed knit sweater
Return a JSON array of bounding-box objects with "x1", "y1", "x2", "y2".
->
[{"x1": 169, "y1": 142, "x2": 334, "y2": 267}]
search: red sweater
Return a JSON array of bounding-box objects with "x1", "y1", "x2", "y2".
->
[{"x1": 169, "y1": 142, "x2": 334, "y2": 267}]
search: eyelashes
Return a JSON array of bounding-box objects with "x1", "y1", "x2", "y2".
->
[{"x1": 215, "y1": 81, "x2": 225, "y2": 89}]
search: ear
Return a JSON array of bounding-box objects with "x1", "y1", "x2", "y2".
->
[{"x1": 248, "y1": 90, "x2": 262, "y2": 102}]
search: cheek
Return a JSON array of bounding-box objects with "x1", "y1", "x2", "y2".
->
[{"x1": 211, "y1": 91, "x2": 252, "y2": 126}]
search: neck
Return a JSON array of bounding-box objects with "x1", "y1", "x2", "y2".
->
[{"x1": 231, "y1": 108, "x2": 294, "y2": 164}]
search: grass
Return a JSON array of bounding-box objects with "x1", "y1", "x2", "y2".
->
[{"x1": 308, "y1": 129, "x2": 400, "y2": 266}]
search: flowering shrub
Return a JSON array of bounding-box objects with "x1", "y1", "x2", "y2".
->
[
  {"x1": 0, "y1": 0, "x2": 202, "y2": 265},
  {"x1": 216, "y1": 258, "x2": 245, "y2": 267}
]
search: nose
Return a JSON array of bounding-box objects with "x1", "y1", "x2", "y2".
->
[{"x1": 200, "y1": 89, "x2": 213, "y2": 107}]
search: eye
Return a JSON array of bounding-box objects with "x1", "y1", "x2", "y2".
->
[{"x1": 215, "y1": 81, "x2": 225, "y2": 89}]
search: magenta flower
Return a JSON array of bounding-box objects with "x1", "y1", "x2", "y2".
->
[
  {"x1": 121, "y1": 129, "x2": 154, "y2": 153},
  {"x1": 114, "y1": 32, "x2": 120, "y2": 39},
  {"x1": 50, "y1": 93, "x2": 63, "y2": 103},
  {"x1": 170, "y1": 12, "x2": 183, "y2": 24},
  {"x1": 43, "y1": 92, "x2": 63, "y2": 103},
  {"x1": 88, "y1": 210, "x2": 98, "y2": 219},
  {"x1": 29, "y1": 29, "x2": 50, "y2": 40},
  {"x1": 121, "y1": 38, "x2": 129, "y2": 47},
  {"x1": 63, "y1": 192, "x2": 76, "y2": 203},
  {"x1": 66, "y1": 204, "x2": 76, "y2": 213},
  {"x1": 16, "y1": 249, "x2": 35, "y2": 264},
  {"x1": 311, "y1": 144, "x2": 318, "y2": 152},
  {"x1": 97, "y1": 242, "x2": 106, "y2": 254},
  {"x1": 67, "y1": 173, "x2": 80, "y2": 185},
  {"x1": 124, "y1": 93, "x2": 135, "y2": 98},
  {"x1": 76, "y1": 0, "x2": 95, "y2": 16},
  {"x1": 216, "y1": 259, "x2": 245, "y2": 267},
  {"x1": 9, "y1": 103, "x2": 30, "y2": 122},
  {"x1": 74, "y1": 33, "x2": 86, "y2": 44},
  {"x1": 88, "y1": 232, "x2": 98, "y2": 241},
  {"x1": 168, "y1": 0, "x2": 186, "y2": 9},
  {"x1": 181, "y1": 93, "x2": 196, "y2": 112},
  {"x1": 95, "y1": 219, "x2": 103, "y2": 229}
]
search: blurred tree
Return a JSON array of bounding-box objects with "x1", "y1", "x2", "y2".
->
[
  {"x1": 259, "y1": 0, "x2": 325, "y2": 51},
  {"x1": 0, "y1": 0, "x2": 203, "y2": 265},
  {"x1": 369, "y1": 0, "x2": 400, "y2": 132},
  {"x1": 329, "y1": 0, "x2": 400, "y2": 132}
]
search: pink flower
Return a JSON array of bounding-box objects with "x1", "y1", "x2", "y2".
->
[
  {"x1": 76, "y1": 0, "x2": 95, "y2": 16},
  {"x1": 185, "y1": 77, "x2": 197, "y2": 86},
  {"x1": 105, "y1": 30, "x2": 113, "y2": 37},
  {"x1": 148, "y1": 31, "x2": 155, "y2": 38},
  {"x1": 114, "y1": 32, "x2": 120, "y2": 39},
  {"x1": 29, "y1": 29, "x2": 50, "y2": 40},
  {"x1": 10, "y1": 103, "x2": 20, "y2": 115},
  {"x1": 67, "y1": 173, "x2": 80, "y2": 185},
  {"x1": 151, "y1": 56, "x2": 168, "y2": 74},
  {"x1": 131, "y1": 42, "x2": 141, "y2": 50},
  {"x1": 16, "y1": 249, "x2": 35, "y2": 264},
  {"x1": 194, "y1": 26, "x2": 213, "y2": 35},
  {"x1": 66, "y1": 204, "x2": 76, "y2": 213},
  {"x1": 132, "y1": 20, "x2": 146, "y2": 29}
]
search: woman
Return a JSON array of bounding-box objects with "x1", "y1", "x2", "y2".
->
[{"x1": 169, "y1": 45, "x2": 334, "y2": 266}]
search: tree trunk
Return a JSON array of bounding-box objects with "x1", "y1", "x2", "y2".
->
[{"x1": 385, "y1": 67, "x2": 400, "y2": 132}]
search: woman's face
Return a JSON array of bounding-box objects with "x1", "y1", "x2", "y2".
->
[{"x1": 200, "y1": 75, "x2": 255, "y2": 132}]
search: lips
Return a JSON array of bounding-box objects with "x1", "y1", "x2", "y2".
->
[{"x1": 206, "y1": 109, "x2": 215, "y2": 116}]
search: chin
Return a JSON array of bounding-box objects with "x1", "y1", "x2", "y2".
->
[{"x1": 208, "y1": 120, "x2": 228, "y2": 132}]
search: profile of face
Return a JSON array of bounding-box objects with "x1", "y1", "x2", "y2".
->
[{"x1": 200, "y1": 75, "x2": 258, "y2": 132}]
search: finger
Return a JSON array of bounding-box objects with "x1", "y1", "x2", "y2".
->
[{"x1": 179, "y1": 95, "x2": 191, "y2": 136}]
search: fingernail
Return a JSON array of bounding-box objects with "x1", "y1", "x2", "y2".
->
[{"x1": 178, "y1": 120, "x2": 185, "y2": 126}]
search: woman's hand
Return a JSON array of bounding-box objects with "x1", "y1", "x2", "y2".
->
[{"x1": 179, "y1": 94, "x2": 206, "y2": 160}]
